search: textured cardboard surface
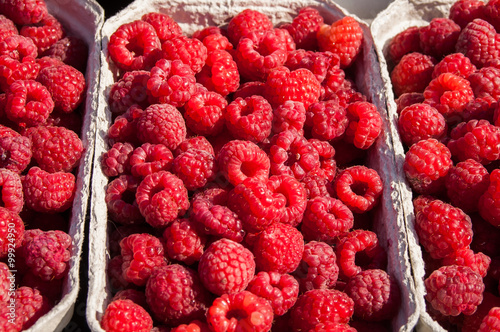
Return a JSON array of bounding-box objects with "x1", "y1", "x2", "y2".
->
[{"x1": 87, "y1": 1, "x2": 418, "y2": 331}]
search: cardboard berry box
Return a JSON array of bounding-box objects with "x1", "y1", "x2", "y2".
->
[{"x1": 86, "y1": 0, "x2": 419, "y2": 330}]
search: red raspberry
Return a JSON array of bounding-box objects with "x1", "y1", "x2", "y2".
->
[
  {"x1": 419, "y1": 18, "x2": 461, "y2": 59},
  {"x1": 108, "y1": 20, "x2": 161, "y2": 71},
  {"x1": 0, "y1": 0, "x2": 47, "y2": 25},
  {"x1": 170, "y1": 321, "x2": 209, "y2": 332},
  {"x1": 447, "y1": 119, "x2": 500, "y2": 165},
  {"x1": 20, "y1": 14, "x2": 64, "y2": 53},
  {"x1": 484, "y1": 0, "x2": 500, "y2": 31},
  {"x1": 469, "y1": 66, "x2": 500, "y2": 100},
  {"x1": 414, "y1": 197, "x2": 473, "y2": 259},
  {"x1": 183, "y1": 90, "x2": 227, "y2": 136},
  {"x1": 403, "y1": 138, "x2": 452, "y2": 194},
  {"x1": 463, "y1": 292, "x2": 500, "y2": 332},
  {"x1": 172, "y1": 148, "x2": 217, "y2": 191},
  {"x1": 111, "y1": 289, "x2": 148, "y2": 309},
  {"x1": 388, "y1": 26, "x2": 422, "y2": 63},
  {"x1": 425, "y1": 265, "x2": 484, "y2": 316},
  {"x1": 24, "y1": 125, "x2": 83, "y2": 173},
  {"x1": 264, "y1": 66, "x2": 321, "y2": 110},
  {"x1": 5, "y1": 79, "x2": 53, "y2": 127},
  {"x1": 10, "y1": 286, "x2": 51, "y2": 330},
  {"x1": 479, "y1": 307, "x2": 500, "y2": 332},
  {"x1": 24, "y1": 229, "x2": 71, "y2": 281},
  {"x1": 317, "y1": 16, "x2": 363, "y2": 68},
  {"x1": 0, "y1": 55, "x2": 40, "y2": 91},
  {"x1": 308, "y1": 322, "x2": 357, "y2": 332},
  {"x1": 398, "y1": 103, "x2": 447, "y2": 146},
  {"x1": 0, "y1": 167, "x2": 23, "y2": 214},
  {"x1": 105, "y1": 175, "x2": 144, "y2": 225},
  {"x1": 0, "y1": 207, "x2": 24, "y2": 257},
  {"x1": 306, "y1": 100, "x2": 348, "y2": 141},
  {"x1": 479, "y1": 169, "x2": 500, "y2": 227},
  {"x1": 463, "y1": 95, "x2": 497, "y2": 123},
  {"x1": 432, "y1": 53, "x2": 477, "y2": 79},
  {"x1": 193, "y1": 26, "x2": 225, "y2": 41},
  {"x1": 174, "y1": 136, "x2": 214, "y2": 157},
  {"x1": 345, "y1": 269, "x2": 401, "y2": 322},
  {"x1": 101, "y1": 299, "x2": 153, "y2": 332},
  {"x1": 0, "y1": 263, "x2": 11, "y2": 303},
  {"x1": 456, "y1": 19, "x2": 500, "y2": 68},
  {"x1": 36, "y1": 55, "x2": 64, "y2": 69},
  {"x1": 292, "y1": 241, "x2": 339, "y2": 292},
  {"x1": 395, "y1": 92, "x2": 425, "y2": 114},
  {"x1": 225, "y1": 95, "x2": 272, "y2": 143},
  {"x1": 108, "y1": 71, "x2": 151, "y2": 114},
  {"x1": 344, "y1": 101, "x2": 382, "y2": 150},
  {"x1": 198, "y1": 238, "x2": 255, "y2": 295},
  {"x1": 281, "y1": 7, "x2": 324, "y2": 50},
  {"x1": 136, "y1": 103, "x2": 186, "y2": 150},
  {"x1": 201, "y1": 33, "x2": 232, "y2": 53},
  {"x1": 0, "y1": 135, "x2": 31, "y2": 174},
  {"x1": 285, "y1": 50, "x2": 338, "y2": 84},
  {"x1": 272, "y1": 100, "x2": 306, "y2": 135},
  {"x1": 101, "y1": 142, "x2": 134, "y2": 178},
  {"x1": 291, "y1": 289, "x2": 354, "y2": 331},
  {"x1": 207, "y1": 290, "x2": 274, "y2": 332},
  {"x1": 162, "y1": 35, "x2": 207, "y2": 74},
  {"x1": 227, "y1": 9, "x2": 273, "y2": 46},
  {"x1": 218, "y1": 139, "x2": 270, "y2": 186},
  {"x1": 445, "y1": 158, "x2": 490, "y2": 213},
  {"x1": 196, "y1": 50, "x2": 239, "y2": 96},
  {"x1": 300, "y1": 173, "x2": 330, "y2": 199},
  {"x1": 449, "y1": 0, "x2": 486, "y2": 28},
  {"x1": 120, "y1": 233, "x2": 167, "y2": 286},
  {"x1": 232, "y1": 81, "x2": 265, "y2": 100},
  {"x1": 130, "y1": 143, "x2": 173, "y2": 178},
  {"x1": 162, "y1": 218, "x2": 206, "y2": 265},
  {"x1": 141, "y1": 12, "x2": 182, "y2": 42},
  {"x1": 107, "y1": 255, "x2": 129, "y2": 292},
  {"x1": 390, "y1": 52, "x2": 436, "y2": 96},
  {"x1": 41, "y1": 36, "x2": 89, "y2": 72},
  {"x1": 442, "y1": 248, "x2": 491, "y2": 278},
  {"x1": 267, "y1": 174, "x2": 307, "y2": 226},
  {"x1": 22, "y1": 166, "x2": 75, "y2": 213},
  {"x1": 0, "y1": 35, "x2": 38, "y2": 60},
  {"x1": 0, "y1": 15, "x2": 17, "y2": 40},
  {"x1": 135, "y1": 170, "x2": 189, "y2": 228}
]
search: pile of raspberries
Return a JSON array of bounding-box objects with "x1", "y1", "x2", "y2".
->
[
  {"x1": 0, "y1": 0, "x2": 89, "y2": 330},
  {"x1": 99, "y1": 6, "x2": 402, "y2": 332},
  {"x1": 389, "y1": 0, "x2": 500, "y2": 330}
]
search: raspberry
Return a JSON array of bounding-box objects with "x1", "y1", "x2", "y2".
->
[
  {"x1": 468, "y1": 66, "x2": 500, "y2": 100},
  {"x1": 449, "y1": 0, "x2": 486, "y2": 28},
  {"x1": 291, "y1": 289, "x2": 354, "y2": 331},
  {"x1": 193, "y1": 26, "x2": 225, "y2": 41},
  {"x1": 41, "y1": 36, "x2": 89, "y2": 72},
  {"x1": 306, "y1": 100, "x2": 348, "y2": 141},
  {"x1": 0, "y1": 207, "x2": 24, "y2": 257},
  {"x1": 0, "y1": 0, "x2": 47, "y2": 25},
  {"x1": 207, "y1": 290, "x2": 274, "y2": 332},
  {"x1": 484, "y1": 0, "x2": 500, "y2": 31},
  {"x1": 455, "y1": 19, "x2": 500, "y2": 68},
  {"x1": 232, "y1": 81, "x2": 265, "y2": 100},
  {"x1": 281, "y1": 7, "x2": 324, "y2": 50},
  {"x1": 20, "y1": 14, "x2": 64, "y2": 53},
  {"x1": 227, "y1": 9, "x2": 273, "y2": 46},
  {"x1": 0, "y1": 15, "x2": 17, "y2": 40},
  {"x1": 425, "y1": 265, "x2": 484, "y2": 316},
  {"x1": 264, "y1": 66, "x2": 321, "y2": 110},
  {"x1": 292, "y1": 241, "x2": 339, "y2": 292},
  {"x1": 403, "y1": 138, "x2": 452, "y2": 194},
  {"x1": 388, "y1": 26, "x2": 422, "y2": 63},
  {"x1": 174, "y1": 136, "x2": 214, "y2": 157},
  {"x1": 130, "y1": 143, "x2": 173, "y2": 178},
  {"x1": 390, "y1": 52, "x2": 436, "y2": 96},
  {"x1": 108, "y1": 224, "x2": 153, "y2": 256},
  {"x1": 267, "y1": 174, "x2": 307, "y2": 226},
  {"x1": 317, "y1": 16, "x2": 363, "y2": 68},
  {"x1": 479, "y1": 307, "x2": 500, "y2": 332},
  {"x1": 36, "y1": 55, "x2": 64, "y2": 69},
  {"x1": 4, "y1": 79, "x2": 53, "y2": 127},
  {"x1": 105, "y1": 175, "x2": 144, "y2": 225},
  {"x1": 0, "y1": 168, "x2": 23, "y2": 214},
  {"x1": 308, "y1": 322, "x2": 357, "y2": 332},
  {"x1": 170, "y1": 321, "x2": 209, "y2": 332},
  {"x1": 285, "y1": 50, "x2": 337, "y2": 84},
  {"x1": 107, "y1": 255, "x2": 129, "y2": 292},
  {"x1": 414, "y1": 197, "x2": 473, "y2": 259},
  {"x1": 24, "y1": 229, "x2": 71, "y2": 281},
  {"x1": 135, "y1": 170, "x2": 189, "y2": 228},
  {"x1": 217, "y1": 140, "x2": 270, "y2": 186},
  {"x1": 272, "y1": 100, "x2": 306, "y2": 135},
  {"x1": 101, "y1": 142, "x2": 134, "y2": 178},
  {"x1": 136, "y1": 103, "x2": 186, "y2": 150},
  {"x1": 301, "y1": 173, "x2": 330, "y2": 199},
  {"x1": 442, "y1": 248, "x2": 491, "y2": 278},
  {"x1": 464, "y1": 95, "x2": 497, "y2": 122},
  {"x1": 198, "y1": 238, "x2": 255, "y2": 295},
  {"x1": 24, "y1": 125, "x2": 83, "y2": 173},
  {"x1": 141, "y1": 12, "x2": 182, "y2": 42},
  {"x1": 334, "y1": 166, "x2": 383, "y2": 213},
  {"x1": 108, "y1": 20, "x2": 161, "y2": 71},
  {"x1": 101, "y1": 299, "x2": 153, "y2": 332},
  {"x1": 201, "y1": 33, "x2": 232, "y2": 53},
  {"x1": 479, "y1": 169, "x2": 500, "y2": 227},
  {"x1": 345, "y1": 269, "x2": 401, "y2": 322},
  {"x1": 10, "y1": 286, "x2": 51, "y2": 330},
  {"x1": 0, "y1": 135, "x2": 31, "y2": 174},
  {"x1": 301, "y1": 197, "x2": 353, "y2": 242},
  {"x1": 196, "y1": 50, "x2": 239, "y2": 96},
  {"x1": 162, "y1": 36, "x2": 207, "y2": 74},
  {"x1": 108, "y1": 71, "x2": 151, "y2": 114},
  {"x1": 0, "y1": 35, "x2": 38, "y2": 60},
  {"x1": 22, "y1": 166, "x2": 75, "y2": 213},
  {"x1": 106, "y1": 105, "x2": 143, "y2": 145},
  {"x1": 0, "y1": 124, "x2": 19, "y2": 138},
  {"x1": 111, "y1": 289, "x2": 148, "y2": 309},
  {"x1": 398, "y1": 103, "x2": 447, "y2": 146},
  {"x1": 447, "y1": 119, "x2": 500, "y2": 165},
  {"x1": 432, "y1": 53, "x2": 477, "y2": 79},
  {"x1": 445, "y1": 158, "x2": 490, "y2": 213},
  {"x1": 0, "y1": 263, "x2": 11, "y2": 303},
  {"x1": 344, "y1": 101, "x2": 382, "y2": 149},
  {"x1": 419, "y1": 18, "x2": 461, "y2": 59},
  {"x1": 225, "y1": 95, "x2": 272, "y2": 143},
  {"x1": 463, "y1": 292, "x2": 500, "y2": 332},
  {"x1": 0, "y1": 55, "x2": 40, "y2": 91},
  {"x1": 162, "y1": 218, "x2": 206, "y2": 265},
  {"x1": 172, "y1": 148, "x2": 217, "y2": 191},
  {"x1": 183, "y1": 90, "x2": 227, "y2": 136}
]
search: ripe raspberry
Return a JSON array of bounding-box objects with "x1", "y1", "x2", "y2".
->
[
  {"x1": 172, "y1": 148, "x2": 217, "y2": 191},
  {"x1": 285, "y1": 50, "x2": 338, "y2": 85},
  {"x1": 264, "y1": 66, "x2": 321, "y2": 110},
  {"x1": 419, "y1": 18, "x2": 461, "y2": 59},
  {"x1": 455, "y1": 19, "x2": 500, "y2": 68},
  {"x1": 291, "y1": 289, "x2": 354, "y2": 331},
  {"x1": 462, "y1": 292, "x2": 500, "y2": 332},
  {"x1": 170, "y1": 321, "x2": 209, "y2": 332},
  {"x1": 232, "y1": 81, "x2": 265, "y2": 100},
  {"x1": 479, "y1": 307, "x2": 500, "y2": 332},
  {"x1": 309, "y1": 322, "x2": 357, "y2": 332},
  {"x1": 484, "y1": 0, "x2": 500, "y2": 31},
  {"x1": 174, "y1": 136, "x2": 214, "y2": 157},
  {"x1": 398, "y1": 103, "x2": 447, "y2": 146},
  {"x1": 23, "y1": 166, "x2": 75, "y2": 213},
  {"x1": 414, "y1": 197, "x2": 473, "y2": 259},
  {"x1": 108, "y1": 71, "x2": 151, "y2": 114},
  {"x1": 225, "y1": 95, "x2": 272, "y2": 143},
  {"x1": 0, "y1": 55, "x2": 40, "y2": 91},
  {"x1": 344, "y1": 101, "x2": 382, "y2": 149},
  {"x1": 425, "y1": 265, "x2": 484, "y2": 316},
  {"x1": 403, "y1": 138, "x2": 452, "y2": 194},
  {"x1": 388, "y1": 26, "x2": 422, "y2": 63},
  {"x1": 267, "y1": 174, "x2": 307, "y2": 226},
  {"x1": 5, "y1": 79, "x2": 53, "y2": 127},
  {"x1": 11, "y1": 286, "x2": 51, "y2": 330},
  {"x1": 468, "y1": 66, "x2": 500, "y2": 100},
  {"x1": 281, "y1": 7, "x2": 324, "y2": 50},
  {"x1": 0, "y1": 263, "x2": 11, "y2": 303},
  {"x1": 130, "y1": 143, "x2": 173, "y2": 178},
  {"x1": 162, "y1": 35, "x2": 207, "y2": 74},
  {"x1": 292, "y1": 241, "x2": 339, "y2": 292},
  {"x1": 193, "y1": 26, "x2": 225, "y2": 41},
  {"x1": 198, "y1": 238, "x2": 255, "y2": 295},
  {"x1": 196, "y1": 50, "x2": 239, "y2": 96},
  {"x1": 306, "y1": 100, "x2": 348, "y2": 141},
  {"x1": 218, "y1": 139, "x2": 270, "y2": 186},
  {"x1": 390, "y1": 52, "x2": 436, "y2": 96},
  {"x1": 101, "y1": 299, "x2": 153, "y2": 332},
  {"x1": 395, "y1": 93, "x2": 425, "y2": 114},
  {"x1": 0, "y1": 207, "x2": 24, "y2": 257},
  {"x1": 272, "y1": 100, "x2": 306, "y2": 135},
  {"x1": 0, "y1": 15, "x2": 17, "y2": 40},
  {"x1": 463, "y1": 95, "x2": 497, "y2": 122},
  {"x1": 108, "y1": 20, "x2": 161, "y2": 71},
  {"x1": 135, "y1": 170, "x2": 189, "y2": 228},
  {"x1": 41, "y1": 36, "x2": 89, "y2": 72},
  {"x1": 0, "y1": 168, "x2": 23, "y2": 214},
  {"x1": 300, "y1": 173, "x2": 330, "y2": 199},
  {"x1": 111, "y1": 289, "x2": 148, "y2": 310},
  {"x1": 442, "y1": 248, "x2": 491, "y2": 278},
  {"x1": 0, "y1": 135, "x2": 31, "y2": 174},
  {"x1": 227, "y1": 9, "x2": 273, "y2": 45},
  {"x1": 105, "y1": 175, "x2": 144, "y2": 225},
  {"x1": 449, "y1": 0, "x2": 486, "y2": 28},
  {"x1": 317, "y1": 16, "x2": 363, "y2": 68},
  {"x1": 101, "y1": 142, "x2": 134, "y2": 178},
  {"x1": 445, "y1": 158, "x2": 490, "y2": 213},
  {"x1": 136, "y1": 103, "x2": 186, "y2": 150},
  {"x1": 107, "y1": 255, "x2": 129, "y2": 292},
  {"x1": 201, "y1": 33, "x2": 232, "y2": 53},
  {"x1": 479, "y1": 169, "x2": 500, "y2": 227},
  {"x1": 141, "y1": 12, "x2": 182, "y2": 42},
  {"x1": 20, "y1": 14, "x2": 64, "y2": 53},
  {"x1": 432, "y1": 53, "x2": 477, "y2": 79},
  {"x1": 0, "y1": 35, "x2": 38, "y2": 60},
  {"x1": 24, "y1": 125, "x2": 83, "y2": 173},
  {"x1": 183, "y1": 90, "x2": 227, "y2": 136},
  {"x1": 207, "y1": 290, "x2": 274, "y2": 332},
  {"x1": 162, "y1": 218, "x2": 206, "y2": 265},
  {"x1": 345, "y1": 269, "x2": 401, "y2": 322},
  {"x1": 36, "y1": 55, "x2": 64, "y2": 69},
  {"x1": 0, "y1": 0, "x2": 47, "y2": 25}
]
